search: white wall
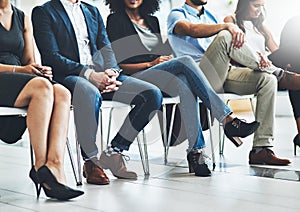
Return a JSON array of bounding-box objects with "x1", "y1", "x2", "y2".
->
[{"x1": 16, "y1": 0, "x2": 300, "y2": 43}]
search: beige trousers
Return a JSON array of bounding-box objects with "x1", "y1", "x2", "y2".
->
[{"x1": 199, "y1": 30, "x2": 278, "y2": 147}]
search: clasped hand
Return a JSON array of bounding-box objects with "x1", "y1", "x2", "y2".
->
[
  {"x1": 23, "y1": 63, "x2": 53, "y2": 80},
  {"x1": 89, "y1": 68, "x2": 122, "y2": 93}
]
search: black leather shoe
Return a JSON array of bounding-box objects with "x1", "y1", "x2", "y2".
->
[
  {"x1": 187, "y1": 150, "x2": 211, "y2": 177},
  {"x1": 224, "y1": 118, "x2": 260, "y2": 147}
]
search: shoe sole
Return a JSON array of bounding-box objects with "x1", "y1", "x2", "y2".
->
[{"x1": 249, "y1": 161, "x2": 290, "y2": 166}]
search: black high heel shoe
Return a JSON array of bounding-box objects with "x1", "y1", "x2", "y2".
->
[
  {"x1": 187, "y1": 150, "x2": 211, "y2": 177},
  {"x1": 224, "y1": 118, "x2": 260, "y2": 147},
  {"x1": 293, "y1": 134, "x2": 300, "y2": 156},
  {"x1": 29, "y1": 166, "x2": 41, "y2": 198},
  {"x1": 37, "y1": 165, "x2": 84, "y2": 200}
]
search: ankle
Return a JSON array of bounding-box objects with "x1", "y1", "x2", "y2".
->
[{"x1": 223, "y1": 115, "x2": 234, "y2": 125}]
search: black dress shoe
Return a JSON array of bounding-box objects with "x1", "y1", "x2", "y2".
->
[
  {"x1": 224, "y1": 118, "x2": 260, "y2": 147},
  {"x1": 37, "y1": 165, "x2": 84, "y2": 200}
]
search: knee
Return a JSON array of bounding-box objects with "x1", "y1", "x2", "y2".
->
[
  {"x1": 176, "y1": 55, "x2": 195, "y2": 65},
  {"x1": 145, "y1": 87, "x2": 163, "y2": 110},
  {"x1": 53, "y1": 84, "x2": 71, "y2": 105},
  {"x1": 30, "y1": 77, "x2": 53, "y2": 99},
  {"x1": 216, "y1": 30, "x2": 232, "y2": 44},
  {"x1": 259, "y1": 73, "x2": 278, "y2": 91}
]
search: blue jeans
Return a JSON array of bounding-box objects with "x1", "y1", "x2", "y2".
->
[
  {"x1": 133, "y1": 56, "x2": 232, "y2": 152},
  {"x1": 63, "y1": 74, "x2": 162, "y2": 159}
]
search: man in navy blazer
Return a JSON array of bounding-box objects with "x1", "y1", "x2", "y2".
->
[{"x1": 32, "y1": 0, "x2": 162, "y2": 184}]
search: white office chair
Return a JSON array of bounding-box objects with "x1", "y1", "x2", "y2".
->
[{"x1": 0, "y1": 106, "x2": 82, "y2": 185}]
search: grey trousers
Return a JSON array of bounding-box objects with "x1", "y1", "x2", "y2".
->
[{"x1": 199, "y1": 30, "x2": 278, "y2": 147}]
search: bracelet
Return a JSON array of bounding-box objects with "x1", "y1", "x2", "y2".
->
[{"x1": 12, "y1": 65, "x2": 16, "y2": 73}]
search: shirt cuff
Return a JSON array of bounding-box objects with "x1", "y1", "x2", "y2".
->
[{"x1": 84, "y1": 68, "x2": 94, "y2": 80}]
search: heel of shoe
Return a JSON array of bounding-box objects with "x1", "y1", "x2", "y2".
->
[
  {"x1": 226, "y1": 135, "x2": 243, "y2": 147},
  {"x1": 29, "y1": 167, "x2": 41, "y2": 198},
  {"x1": 293, "y1": 134, "x2": 300, "y2": 156}
]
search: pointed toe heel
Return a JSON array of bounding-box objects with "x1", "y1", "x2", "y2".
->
[{"x1": 37, "y1": 165, "x2": 84, "y2": 200}]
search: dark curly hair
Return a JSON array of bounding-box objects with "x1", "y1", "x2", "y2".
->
[{"x1": 105, "y1": 0, "x2": 161, "y2": 15}]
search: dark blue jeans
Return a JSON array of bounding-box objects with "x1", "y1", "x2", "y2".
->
[
  {"x1": 63, "y1": 74, "x2": 162, "y2": 159},
  {"x1": 133, "y1": 56, "x2": 232, "y2": 152}
]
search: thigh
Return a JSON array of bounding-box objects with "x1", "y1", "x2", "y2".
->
[
  {"x1": 63, "y1": 75, "x2": 99, "y2": 96},
  {"x1": 0, "y1": 73, "x2": 36, "y2": 106},
  {"x1": 103, "y1": 74, "x2": 161, "y2": 104},
  {"x1": 224, "y1": 67, "x2": 270, "y2": 95}
]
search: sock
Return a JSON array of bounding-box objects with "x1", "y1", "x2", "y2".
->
[
  {"x1": 252, "y1": 146, "x2": 272, "y2": 153},
  {"x1": 105, "y1": 146, "x2": 122, "y2": 156}
]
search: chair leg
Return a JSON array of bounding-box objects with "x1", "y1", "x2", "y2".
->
[
  {"x1": 137, "y1": 130, "x2": 150, "y2": 175},
  {"x1": 106, "y1": 108, "x2": 114, "y2": 147},
  {"x1": 67, "y1": 138, "x2": 82, "y2": 186},
  {"x1": 249, "y1": 98, "x2": 255, "y2": 115},
  {"x1": 162, "y1": 103, "x2": 178, "y2": 165},
  {"x1": 206, "y1": 109, "x2": 216, "y2": 170}
]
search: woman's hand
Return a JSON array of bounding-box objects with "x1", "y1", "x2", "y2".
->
[
  {"x1": 150, "y1": 55, "x2": 173, "y2": 67},
  {"x1": 19, "y1": 63, "x2": 53, "y2": 80}
]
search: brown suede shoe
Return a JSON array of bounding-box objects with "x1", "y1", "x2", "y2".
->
[
  {"x1": 249, "y1": 148, "x2": 291, "y2": 166},
  {"x1": 99, "y1": 151, "x2": 137, "y2": 179},
  {"x1": 83, "y1": 158, "x2": 110, "y2": 185}
]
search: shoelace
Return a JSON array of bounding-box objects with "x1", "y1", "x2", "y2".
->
[{"x1": 120, "y1": 153, "x2": 130, "y2": 162}]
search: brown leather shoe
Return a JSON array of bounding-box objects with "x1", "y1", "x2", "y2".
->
[
  {"x1": 278, "y1": 71, "x2": 300, "y2": 90},
  {"x1": 83, "y1": 158, "x2": 110, "y2": 185},
  {"x1": 99, "y1": 151, "x2": 137, "y2": 179},
  {"x1": 249, "y1": 148, "x2": 291, "y2": 165}
]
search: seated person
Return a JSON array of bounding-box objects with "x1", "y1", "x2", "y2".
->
[
  {"x1": 0, "y1": 0, "x2": 83, "y2": 200},
  {"x1": 167, "y1": 0, "x2": 291, "y2": 165},
  {"x1": 104, "y1": 0, "x2": 260, "y2": 177},
  {"x1": 32, "y1": 0, "x2": 163, "y2": 183},
  {"x1": 224, "y1": 0, "x2": 300, "y2": 155}
]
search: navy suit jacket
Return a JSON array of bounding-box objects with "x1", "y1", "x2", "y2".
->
[{"x1": 32, "y1": 0, "x2": 119, "y2": 83}]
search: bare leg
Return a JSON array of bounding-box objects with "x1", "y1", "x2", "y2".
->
[
  {"x1": 45, "y1": 84, "x2": 71, "y2": 184},
  {"x1": 14, "y1": 78, "x2": 54, "y2": 170}
]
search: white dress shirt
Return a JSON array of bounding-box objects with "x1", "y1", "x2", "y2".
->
[{"x1": 60, "y1": 0, "x2": 93, "y2": 66}]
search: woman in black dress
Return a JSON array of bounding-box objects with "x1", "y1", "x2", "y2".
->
[{"x1": 0, "y1": 0, "x2": 83, "y2": 200}]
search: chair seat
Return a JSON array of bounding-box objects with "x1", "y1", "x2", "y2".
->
[
  {"x1": 162, "y1": 96, "x2": 180, "y2": 105},
  {"x1": 0, "y1": 107, "x2": 27, "y2": 116},
  {"x1": 218, "y1": 93, "x2": 255, "y2": 100},
  {"x1": 101, "y1": 101, "x2": 130, "y2": 109}
]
